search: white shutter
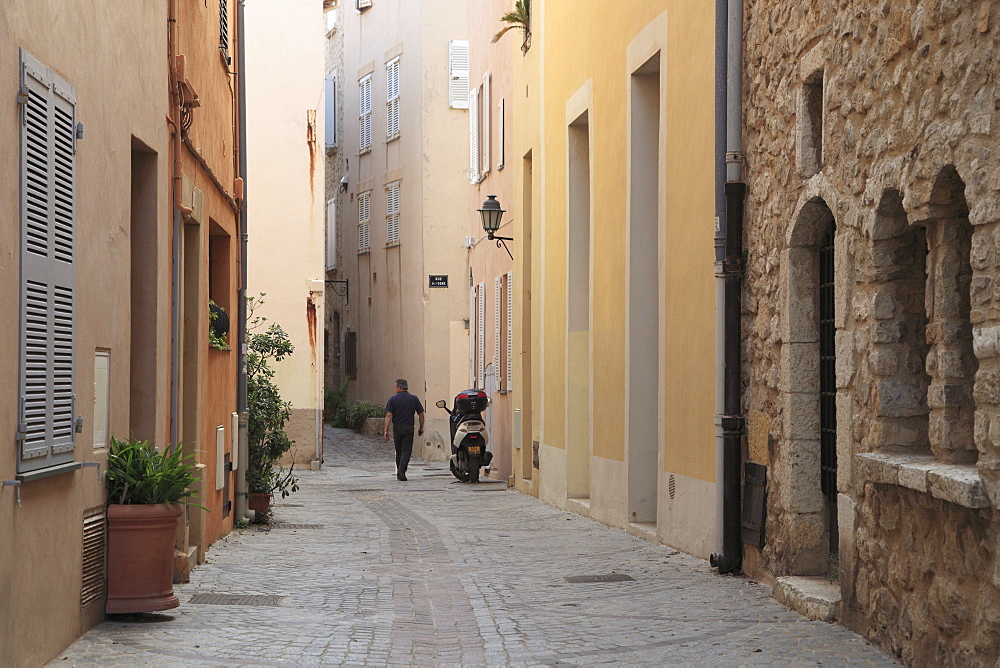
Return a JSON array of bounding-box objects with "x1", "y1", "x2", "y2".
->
[
  {"x1": 482, "y1": 73, "x2": 491, "y2": 176},
  {"x1": 498, "y1": 98, "x2": 505, "y2": 170},
  {"x1": 494, "y1": 275, "x2": 502, "y2": 389},
  {"x1": 507, "y1": 271, "x2": 514, "y2": 391},
  {"x1": 386, "y1": 181, "x2": 400, "y2": 245},
  {"x1": 325, "y1": 76, "x2": 337, "y2": 148},
  {"x1": 478, "y1": 282, "x2": 485, "y2": 389},
  {"x1": 386, "y1": 58, "x2": 399, "y2": 139},
  {"x1": 18, "y1": 50, "x2": 77, "y2": 472},
  {"x1": 448, "y1": 40, "x2": 470, "y2": 109},
  {"x1": 469, "y1": 286, "x2": 477, "y2": 387},
  {"x1": 468, "y1": 87, "x2": 479, "y2": 183},
  {"x1": 359, "y1": 74, "x2": 372, "y2": 152},
  {"x1": 326, "y1": 198, "x2": 337, "y2": 269},
  {"x1": 358, "y1": 192, "x2": 370, "y2": 252}
]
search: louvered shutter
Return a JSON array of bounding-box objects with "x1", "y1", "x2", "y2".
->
[
  {"x1": 358, "y1": 192, "x2": 370, "y2": 251},
  {"x1": 386, "y1": 58, "x2": 399, "y2": 139},
  {"x1": 477, "y1": 282, "x2": 486, "y2": 389},
  {"x1": 359, "y1": 75, "x2": 372, "y2": 152},
  {"x1": 326, "y1": 198, "x2": 337, "y2": 269},
  {"x1": 448, "y1": 40, "x2": 469, "y2": 109},
  {"x1": 386, "y1": 181, "x2": 399, "y2": 245},
  {"x1": 494, "y1": 276, "x2": 502, "y2": 389},
  {"x1": 469, "y1": 286, "x2": 477, "y2": 387},
  {"x1": 482, "y1": 73, "x2": 491, "y2": 176},
  {"x1": 506, "y1": 271, "x2": 514, "y2": 391},
  {"x1": 468, "y1": 87, "x2": 479, "y2": 183},
  {"x1": 498, "y1": 98, "x2": 505, "y2": 170},
  {"x1": 325, "y1": 76, "x2": 337, "y2": 148},
  {"x1": 18, "y1": 50, "x2": 77, "y2": 472},
  {"x1": 219, "y1": 0, "x2": 230, "y2": 58}
]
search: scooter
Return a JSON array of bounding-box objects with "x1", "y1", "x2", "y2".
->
[{"x1": 436, "y1": 389, "x2": 493, "y2": 483}]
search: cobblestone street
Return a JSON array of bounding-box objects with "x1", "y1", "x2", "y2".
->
[{"x1": 54, "y1": 427, "x2": 898, "y2": 666}]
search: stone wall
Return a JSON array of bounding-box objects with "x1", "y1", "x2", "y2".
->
[{"x1": 742, "y1": 0, "x2": 1000, "y2": 662}]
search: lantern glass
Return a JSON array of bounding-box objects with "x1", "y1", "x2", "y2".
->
[{"x1": 478, "y1": 195, "x2": 505, "y2": 235}]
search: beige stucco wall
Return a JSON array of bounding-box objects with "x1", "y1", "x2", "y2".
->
[
  {"x1": 337, "y1": 0, "x2": 470, "y2": 461},
  {"x1": 515, "y1": 1, "x2": 718, "y2": 558},
  {"x1": 245, "y1": 0, "x2": 327, "y2": 466},
  {"x1": 1, "y1": 2, "x2": 171, "y2": 664}
]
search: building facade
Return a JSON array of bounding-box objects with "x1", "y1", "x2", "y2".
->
[
  {"x1": 336, "y1": 0, "x2": 471, "y2": 460},
  {"x1": 1, "y1": 0, "x2": 242, "y2": 662},
  {"x1": 509, "y1": 1, "x2": 721, "y2": 558},
  {"x1": 245, "y1": 0, "x2": 327, "y2": 468},
  {"x1": 742, "y1": 1, "x2": 1000, "y2": 662}
]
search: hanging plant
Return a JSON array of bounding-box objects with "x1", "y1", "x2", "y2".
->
[
  {"x1": 491, "y1": 0, "x2": 531, "y2": 55},
  {"x1": 209, "y1": 300, "x2": 230, "y2": 350}
]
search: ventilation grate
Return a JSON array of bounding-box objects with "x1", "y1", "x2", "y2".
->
[
  {"x1": 81, "y1": 509, "x2": 106, "y2": 606},
  {"x1": 668, "y1": 474, "x2": 676, "y2": 500},
  {"x1": 271, "y1": 523, "x2": 324, "y2": 530},
  {"x1": 563, "y1": 573, "x2": 635, "y2": 584},
  {"x1": 189, "y1": 593, "x2": 282, "y2": 607},
  {"x1": 343, "y1": 488, "x2": 384, "y2": 493}
]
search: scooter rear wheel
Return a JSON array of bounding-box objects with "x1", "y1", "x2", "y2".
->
[{"x1": 450, "y1": 458, "x2": 467, "y2": 482}]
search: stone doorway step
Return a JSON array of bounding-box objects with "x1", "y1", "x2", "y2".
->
[{"x1": 772, "y1": 576, "x2": 841, "y2": 622}]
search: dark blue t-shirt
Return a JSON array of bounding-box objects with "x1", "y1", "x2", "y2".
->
[{"x1": 386, "y1": 391, "x2": 424, "y2": 426}]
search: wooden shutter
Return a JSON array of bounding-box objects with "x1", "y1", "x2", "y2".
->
[
  {"x1": 469, "y1": 286, "x2": 476, "y2": 387},
  {"x1": 326, "y1": 198, "x2": 337, "y2": 269},
  {"x1": 358, "y1": 192, "x2": 370, "y2": 251},
  {"x1": 325, "y1": 76, "x2": 336, "y2": 148},
  {"x1": 18, "y1": 50, "x2": 77, "y2": 472},
  {"x1": 477, "y1": 282, "x2": 485, "y2": 388},
  {"x1": 494, "y1": 276, "x2": 502, "y2": 389},
  {"x1": 448, "y1": 40, "x2": 469, "y2": 109},
  {"x1": 359, "y1": 74, "x2": 372, "y2": 152},
  {"x1": 386, "y1": 58, "x2": 399, "y2": 139},
  {"x1": 386, "y1": 181, "x2": 399, "y2": 245},
  {"x1": 506, "y1": 271, "x2": 513, "y2": 390},
  {"x1": 482, "y1": 73, "x2": 491, "y2": 175},
  {"x1": 468, "y1": 87, "x2": 479, "y2": 183}
]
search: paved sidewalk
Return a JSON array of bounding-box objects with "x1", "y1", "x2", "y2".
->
[{"x1": 54, "y1": 426, "x2": 897, "y2": 666}]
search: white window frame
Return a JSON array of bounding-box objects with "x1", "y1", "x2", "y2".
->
[
  {"x1": 468, "y1": 86, "x2": 479, "y2": 183},
  {"x1": 497, "y1": 98, "x2": 505, "y2": 170},
  {"x1": 506, "y1": 271, "x2": 513, "y2": 391},
  {"x1": 358, "y1": 191, "x2": 371, "y2": 253},
  {"x1": 326, "y1": 198, "x2": 337, "y2": 269},
  {"x1": 386, "y1": 57, "x2": 400, "y2": 140},
  {"x1": 385, "y1": 181, "x2": 400, "y2": 246},
  {"x1": 359, "y1": 74, "x2": 372, "y2": 153},
  {"x1": 469, "y1": 286, "x2": 477, "y2": 387},
  {"x1": 481, "y1": 73, "x2": 491, "y2": 176},
  {"x1": 494, "y1": 275, "x2": 502, "y2": 390}
]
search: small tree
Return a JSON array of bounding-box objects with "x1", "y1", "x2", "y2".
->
[
  {"x1": 246, "y1": 294, "x2": 299, "y2": 500},
  {"x1": 492, "y1": 0, "x2": 531, "y2": 54}
]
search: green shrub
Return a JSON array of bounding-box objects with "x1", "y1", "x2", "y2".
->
[
  {"x1": 335, "y1": 400, "x2": 386, "y2": 431},
  {"x1": 324, "y1": 378, "x2": 348, "y2": 422},
  {"x1": 104, "y1": 436, "x2": 205, "y2": 509}
]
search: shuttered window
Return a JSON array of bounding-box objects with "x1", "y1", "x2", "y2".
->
[
  {"x1": 481, "y1": 73, "x2": 491, "y2": 176},
  {"x1": 326, "y1": 198, "x2": 337, "y2": 269},
  {"x1": 494, "y1": 276, "x2": 502, "y2": 390},
  {"x1": 18, "y1": 50, "x2": 78, "y2": 473},
  {"x1": 448, "y1": 40, "x2": 469, "y2": 109},
  {"x1": 325, "y1": 76, "x2": 337, "y2": 149},
  {"x1": 385, "y1": 181, "x2": 400, "y2": 245},
  {"x1": 506, "y1": 271, "x2": 513, "y2": 391},
  {"x1": 219, "y1": 0, "x2": 230, "y2": 62},
  {"x1": 468, "y1": 87, "x2": 479, "y2": 183},
  {"x1": 469, "y1": 287, "x2": 476, "y2": 387},
  {"x1": 386, "y1": 58, "x2": 400, "y2": 140},
  {"x1": 359, "y1": 74, "x2": 372, "y2": 153},
  {"x1": 497, "y1": 98, "x2": 505, "y2": 170},
  {"x1": 358, "y1": 191, "x2": 370, "y2": 252},
  {"x1": 477, "y1": 282, "x2": 486, "y2": 389}
]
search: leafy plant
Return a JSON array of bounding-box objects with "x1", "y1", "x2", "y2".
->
[
  {"x1": 246, "y1": 294, "x2": 299, "y2": 498},
  {"x1": 334, "y1": 400, "x2": 386, "y2": 431},
  {"x1": 104, "y1": 436, "x2": 206, "y2": 510},
  {"x1": 209, "y1": 300, "x2": 230, "y2": 350},
  {"x1": 492, "y1": 0, "x2": 531, "y2": 54}
]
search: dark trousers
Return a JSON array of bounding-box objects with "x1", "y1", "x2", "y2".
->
[{"x1": 393, "y1": 424, "x2": 414, "y2": 475}]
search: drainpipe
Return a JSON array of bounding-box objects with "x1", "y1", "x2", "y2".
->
[
  {"x1": 712, "y1": 0, "x2": 728, "y2": 566},
  {"x1": 710, "y1": 0, "x2": 745, "y2": 575},
  {"x1": 235, "y1": 0, "x2": 250, "y2": 520}
]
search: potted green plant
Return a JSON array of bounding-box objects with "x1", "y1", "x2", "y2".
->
[
  {"x1": 103, "y1": 436, "x2": 204, "y2": 614},
  {"x1": 245, "y1": 294, "x2": 299, "y2": 520}
]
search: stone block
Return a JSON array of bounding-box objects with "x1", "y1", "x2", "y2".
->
[
  {"x1": 785, "y1": 445, "x2": 825, "y2": 514},
  {"x1": 927, "y1": 382, "x2": 973, "y2": 408},
  {"x1": 784, "y1": 392, "x2": 820, "y2": 440},
  {"x1": 928, "y1": 464, "x2": 989, "y2": 508},
  {"x1": 873, "y1": 321, "x2": 902, "y2": 343},
  {"x1": 897, "y1": 455, "x2": 936, "y2": 493},
  {"x1": 779, "y1": 342, "x2": 819, "y2": 393},
  {"x1": 873, "y1": 288, "x2": 898, "y2": 320},
  {"x1": 874, "y1": 379, "x2": 929, "y2": 417},
  {"x1": 781, "y1": 248, "x2": 819, "y2": 344},
  {"x1": 835, "y1": 331, "x2": 856, "y2": 388},
  {"x1": 973, "y1": 325, "x2": 1000, "y2": 360},
  {"x1": 773, "y1": 576, "x2": 841, "y2": 622},
  {"x1": 856, "y1": 452, "x2": 901, "y2": 485},
  {"x1": 870, "y1": 346, "x2": 900, "y2": 375}
]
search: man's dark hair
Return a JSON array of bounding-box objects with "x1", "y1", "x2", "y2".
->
[{"x1": 396, "y1": 378, "x2": 408, "y2": 391}]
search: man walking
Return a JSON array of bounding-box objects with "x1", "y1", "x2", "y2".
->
[{"x1": 384, "y1": 379, "x2": 424, "y2": 481}]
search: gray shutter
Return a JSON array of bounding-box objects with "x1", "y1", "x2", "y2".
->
[
  {"x1": 448, "y1": 40, "x2": 469, "y2": 109},
  {"x1": 18, "y1": 50, "x2": 77, "y2": 472},
  {"x1": 325, "y1": 76, "x2": 336, "y2": 149}
]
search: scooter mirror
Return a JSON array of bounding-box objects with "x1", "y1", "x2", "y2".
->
[{"x1": 435, "y1": 400, "x2": 446, "y2": 408}]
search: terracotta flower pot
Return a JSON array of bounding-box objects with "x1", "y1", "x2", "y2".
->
[
  {"x1": 105, "y1": 503, "x2": 183, "y2": 614},
  {"x1": 248, "y1": 492, "x2": 272, "y2": 514}
]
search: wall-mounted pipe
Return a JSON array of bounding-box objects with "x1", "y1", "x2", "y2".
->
[
  {"x1": 235, "y1": 0, "x2": 249, "y2": 520},
  {"x1": 710, "y1": 0, "x2": 745, "y2": 575},
  {"x1": 168, "y1": 0, "x2": 182, "y2": 452}
]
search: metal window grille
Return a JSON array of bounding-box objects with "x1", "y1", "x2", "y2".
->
[
  {"x1": 819, "y1": 223, "x2": 838, "y2": 552},
  {"x1": 219, "y1": 0, "x2": 230, "y2": 61}
]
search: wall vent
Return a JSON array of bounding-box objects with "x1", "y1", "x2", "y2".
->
[{"x1": 81, "y1": 509, "x2": 106, "y2": 607}]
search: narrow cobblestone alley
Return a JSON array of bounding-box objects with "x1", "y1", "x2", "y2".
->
[{"x1": 54, "y1": 427, "x2": 897, "y2": 667}]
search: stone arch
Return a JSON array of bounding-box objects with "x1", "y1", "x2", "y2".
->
[{"x1": 779, "y1": 195, "x2": 837, "y2": 575}]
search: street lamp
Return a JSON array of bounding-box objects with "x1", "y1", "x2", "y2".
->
[{"x1": 477, "y1": 194, "x2": 513, "y2": 260}]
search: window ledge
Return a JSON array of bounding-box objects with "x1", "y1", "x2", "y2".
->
[
  {"x1": 359, "y1": 148, "x2": 371, "y2": 156},
  {"x1": 385, "y1": 242, "x2": 399, "y2": 249},
  {"x1": 856, "y1": 452, "x2": 989, "y2": 509},
  {"x1": 386, "y1": 134, "x2": 399, "y2": 143},
  {"x1": 358, "y1": 249, "x2": 370, "y2": 255},
  {"x1": 16, "y1": 461, "x2": 83, "y2": 483}
]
